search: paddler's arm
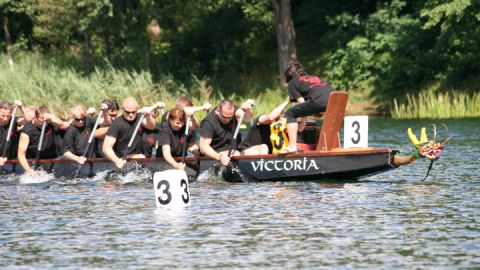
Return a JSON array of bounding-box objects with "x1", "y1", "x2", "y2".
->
[
  {"x1": 199, "y1": 137, "x2": 221, "y2": 161},
  {"x1": 264, "y1": 97, "x2": 290, "y2": 123},
  {"x1": 44, "y1": 113, "x2": 70, "y2": 130},
  {"x1": 141, "y1": 102, "x2": 165, "y2": 130},
  {"x1": 63, "y1": 151, "x2": 86, "y2": 165},
  {"x1": 102, "y1": 135, "x2": 125, "y2": 169},
  {"x1": 161, "y1": 144, "x2": 185, "y2": 170},
  {"x1": 17, "y1": 133, "x2": 34, "y2": 174},
  {"x1": 94, "y1": 126, "x2": 109, "y2": 138},
  {"x1": 184, "y1": 103, "x2": 212, "y2": 130}
]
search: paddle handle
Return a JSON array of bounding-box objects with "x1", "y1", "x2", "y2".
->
[
  {"x1": 181, "y1": 116, "x2": 191, "y2": 164},
  {"x1": 227, "y1": 112, "x2": 244, "y2": 157},
  {"x1": 123, "y1": 113, "x2": 145, "y2": 159},
  {"x1": 34, "y1": 120, "x2": 47, "y2": 169},
  {"x1": 74, "y1": 110, "x2": 104, "y2": 178},
  {"x1": 1, "y1": 106, "x2": 16, "y2": 158}
]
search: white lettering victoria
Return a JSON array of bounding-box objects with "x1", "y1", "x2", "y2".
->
[{"x1": 250, "y1": 157, "x2": 319, "y2": 172}]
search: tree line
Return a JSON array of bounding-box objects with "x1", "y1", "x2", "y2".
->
[{"x1": 1, "y1": 0, "x2": 479, "y2": 102}]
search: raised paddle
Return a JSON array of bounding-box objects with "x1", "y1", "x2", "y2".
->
[
  {"x1": 0, "y1": 106, "x2": 17, "y2": 172},
  {"x1": 34, "y1": 120, "x2": 47, "y2": 170},
  {"x1": 181, "y1": 116, "x2": 191, "y2": 165},
  {"x1": 73, "y1": 110, "x2": 103, "y2": 178}
]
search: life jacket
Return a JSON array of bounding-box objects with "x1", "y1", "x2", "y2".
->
[{"x1": 270, "y1": 119, "x2": 288, "y2": 153}]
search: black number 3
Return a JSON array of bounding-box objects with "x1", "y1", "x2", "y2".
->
[
  {"x1": 351, "y1": 121, "x2": 361, "y2": 144},
  {"x1": 181, "y1": 179, "x2": 189, "y2": 203},
  {"x1": 157, "y1": 180, "x2": 172, "y2": 205}
]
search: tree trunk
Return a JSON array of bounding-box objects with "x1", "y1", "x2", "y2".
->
[
  {"x1": 272, "y1": 0, "x2": 297, "y2": 82},
  {"x1": 104, "y1": 30, "x2": 111, "y2": 61},
  {"x1": 2, "y1": 12, "x2": 14, "y2": 70},
  {"x1": 83, "y1": 32, "x2": 90, "y2": 71},
  {"x1": 145, "y1": 37, "x2": 150, "y2": 72}
]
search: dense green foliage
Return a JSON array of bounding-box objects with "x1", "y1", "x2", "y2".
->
[{"x1": 1, "y1": 0, "x2": 479, "y2": 117}]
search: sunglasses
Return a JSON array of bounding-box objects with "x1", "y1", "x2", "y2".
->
[
  {"x1": 220, "y1": 112, "x2": 234, "y2": 120},
  {"x1": 108, "y1": 113, "x2": 117, "y2": 118},
  {"x1": 74, "y1": 117, "x2": 85, "y2": 122},
  {"x1": 124, "y1": 110, "x2": 137, "y2": 115}
]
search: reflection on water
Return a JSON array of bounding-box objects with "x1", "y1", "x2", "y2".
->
[{"x1": 0, "y1": 118, "x2": 479, "y2": 268}]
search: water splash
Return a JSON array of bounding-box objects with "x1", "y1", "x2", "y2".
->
[
  {"x1": 18, "y1": 169, "x2": 55, "y2": 184},
  {"x1": 105, "y1": 162, "x2": 153, "y2": 184}
]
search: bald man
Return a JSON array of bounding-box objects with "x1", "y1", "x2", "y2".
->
[{"x1": 102, "y1": 97, "x2": 164, "y2": 169}]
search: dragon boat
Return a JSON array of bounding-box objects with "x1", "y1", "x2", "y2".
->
[{"x1": 1, "y1": 92, "x2": 447, "y2": 182}]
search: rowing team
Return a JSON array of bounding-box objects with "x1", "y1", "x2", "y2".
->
[{"x1": 0, "y1": 60, "x2": 336, "y2": 175}]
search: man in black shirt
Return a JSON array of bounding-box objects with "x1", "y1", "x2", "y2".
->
[
  {"x1": 199, "y1": 99, "x2": 253, "y2": 166},
  {"x1": 17, "y1": 106, "x2": 68, "y2": 174},
  {"x1": 102, "y1": 97, "x2": 164, "y2": 169},
  {"x1": 62, "y1": 105, "x2": 101, "y2": 164},
  {"x1": 0, "y1": 100, "x2": 24, "y2": 166},
  {"x1": 239, "y1": 98, "x2": 291, "y2": 155}
]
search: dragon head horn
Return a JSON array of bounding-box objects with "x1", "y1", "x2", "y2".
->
[
  {"x1": 408, "y1": 127, "x2": 429, "y2": 148},
  {"x1": 441, "y1": 123, "x2": 453, "y2": 145}
]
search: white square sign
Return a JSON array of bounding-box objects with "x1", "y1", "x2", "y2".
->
[{"x1": 344, "y1": 116, "x2": 368, "y2": 148}]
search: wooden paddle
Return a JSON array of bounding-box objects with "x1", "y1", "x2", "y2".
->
[
  {"x1": 34, "y1": 120, "x2": 47, "y2": 170},
  {"x1": 73, "y1": 110, "x2": 103, "y2": 178},
  {"x1": 0, "y1": 106, "x2": 17, "y2": 172},
  {"x1": 181, "y1": 116, "x2": 191, "y2": 165}
]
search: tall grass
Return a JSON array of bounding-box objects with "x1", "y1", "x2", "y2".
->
[
  {"x1": 391, "y1": 90, "x2": 480, "y2": 118},
  {"x1": 0, "y1": 53, "x2": 285, "y2": 118}
]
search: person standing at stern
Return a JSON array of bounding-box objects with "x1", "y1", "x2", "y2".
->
[{"x1": 280, "y1": 60, "x2": 336, "y2": 154}]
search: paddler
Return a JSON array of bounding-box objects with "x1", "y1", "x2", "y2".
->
[
  {"x1": 102, "y1": 97, "x2": 164, "y2": 170},
  {"x1": 94, "y1": 99, "x2": 119, "y2": 157},
  {"x1": 62, "y1": 105, "x2": 102, "y2": 164},
  {"x1": 0, "y1": 100, "x2": 25, "y2": 166},
  {"x1": 199, "y1": 99, "x2": 254, "y2": 166},
  {"x1": 280, "y1": 60, "x2": 336, "y2": 154},
  {"x1": 17, "y1": 106, "x2": 69, "y2": 174},
  {"x1": 161, "y1": 96, "x2": 212, "y2": 130},
  {"x1": 157, "y1": 108, "x2": 198, "y2": 170},
  {"x1": 239, "y1": 97, "x2": 291, "y2": 155}
]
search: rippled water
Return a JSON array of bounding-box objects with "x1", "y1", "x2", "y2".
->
[{"x1": 1, "y1": 118, "x2": 479, "y2": 269}]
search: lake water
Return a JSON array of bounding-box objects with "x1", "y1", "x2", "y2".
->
[{"x1": 1, "y1": 118, "x2": 479, "y2": 269}]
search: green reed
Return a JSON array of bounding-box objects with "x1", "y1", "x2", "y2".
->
[
  {"x1": 392, "y1": 90, "x2": 480, "y2": 119},
  {"x1": 0, "y1": 53, "x2": 285, "y2": 118}
]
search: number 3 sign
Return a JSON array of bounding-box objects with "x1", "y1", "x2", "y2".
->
[
  {"x1": 153, "y1": 170, "x2": 191, "y2": 208},
  {"x1": 343, "y1": 116, "x2": 368, "y2": 148}
]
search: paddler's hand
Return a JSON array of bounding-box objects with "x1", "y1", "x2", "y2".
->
[
  {"x1": 43, "y1": 113, "x2": 54, "y2": 122},
  {"x1": 86, "y1": 107, "x2": 96, "y2": 116},
  {"x1": 203, "y1": 102, "x2": 212, "y2": 111},
  {"x1": 0, "y1": 157, "x2": 7, "y2": 166},
  {"x1": 77, "y1": 156, "x2": 87, "y2": 165},
  {"x1": 155, "y1": 102, "x2": 166, "y2": 110},
  {"x1": 175, "y1": 162, "x2": 186, "y2": 170},
  {"x1": 115, "y1": 159, "x2": 126, "y2": 170},
  {"x1": 100, "y1": 103, "x2": 108, "y2": 110},
  {"x1": 219, "y1": 153, "x2": 231, "y2": 166},
  {"x1": 14, "y1": 100, "x2": 23, "y2": 108},
  {"x1": 184, "y1": 107, "x2": 195, "y2": 117},
  {"x1": 241, "y1": 99, "x2": 255, "y2": 111}
]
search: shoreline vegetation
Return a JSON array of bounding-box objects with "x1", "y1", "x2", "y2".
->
[{"x1": 1, "y1": 53, "x2": 479, "y2": 119}]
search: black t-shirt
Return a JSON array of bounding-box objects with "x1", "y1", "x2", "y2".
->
[
  {"x1": 142, "y1": 124, "x2": 160, "y2": 157},
  {"x1": 0, "y1": 117, "x2": 18, "y2": 158},
  {"x1": 288, "y1": 75, "x2": 335, "y2": 102},
  {"x1": 62, "y1": 116, "x2": 96, "y2": 157},
  {"x1": 200, "y1": 110, "x2": 241, "y2": 152},
  {"x1": 106, "y1": 114, "x2": 146, "y2": 157},
  {"x1": 20, "y1": 121, "x2": 58, "y2": 159},
  {"x1": 238, "y1": 116, "x2": 272, "y2": 153},
  {"x1": 157, "y1": 121, "x2": 196, "y2": 157}
]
